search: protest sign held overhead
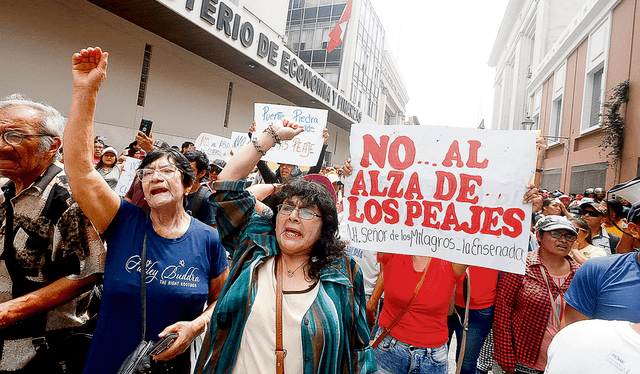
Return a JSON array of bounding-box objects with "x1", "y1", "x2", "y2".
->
[
  {"x1": 253, "y1": 103, "x2": 327, "y2": 167},
  {"x1": 231, "y1": 131, "x2": 251, "y2": 153},
  {"x1": 195, "y1": 133, "x2": 232, "y2": 162},
  {"x1": 115, "y1": 156, "x2": 142, "y2": 197},
  {"x1": 344, "y1": 124, "x2": 537, "y2": 274}
]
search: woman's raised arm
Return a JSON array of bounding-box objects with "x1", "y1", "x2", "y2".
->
[{"x1": 64, "y1": 47, "x2": 120, "y2": 233}]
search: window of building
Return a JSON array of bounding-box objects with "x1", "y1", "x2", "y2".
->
[
  {"x1": 549, "y1": 98, "x2": 562, "y2": 142},
  {"x1": 581, "y1": 19, "x2": 610, "y2": 132},
  {"x1": 586, "y1": 66, "x2": 604, "y2": 129}
]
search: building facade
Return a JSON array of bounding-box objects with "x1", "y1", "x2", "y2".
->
[
  {"x1": 1, "y1": 0, "x2": 366, "y2": 162},
  {"x1": 284, "y1": 0, "x2": 408, "y2": 125},
  {"x1": 489, "y1": 0, "x2": 640, "y2": 194}
]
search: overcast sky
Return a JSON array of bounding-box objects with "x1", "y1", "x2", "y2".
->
[{"x1": 368, "y1": 0, "x2": 510, "y2": 128}]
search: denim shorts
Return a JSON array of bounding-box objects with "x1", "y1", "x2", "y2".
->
[{"x1": 372, "y1": 325, "x2": 448, "y2": 374}]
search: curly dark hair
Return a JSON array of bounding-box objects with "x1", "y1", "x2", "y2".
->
[{"x1": 268, "y1": 178, "x2": 344, "y2": 281}]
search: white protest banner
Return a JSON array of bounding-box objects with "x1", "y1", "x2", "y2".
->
[
  {"x1": 343, "y1": 124, "x2": 536, "y2": 274},
  {"x1": 194, "y1": 133, "x2": 232, "y2": 162},
  {"x1": 115, "y1": 157, "x2": 142, "y2": 197},
  {"x1": 230, "y1": 131, "x2": 251, "y2": 153},
  {"x1": 253, "y1": 103, "x2": 327, "y2": 167}
]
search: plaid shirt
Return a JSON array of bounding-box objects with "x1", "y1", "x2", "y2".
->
[
  {"x1": 494, "y1": 250, "x2": 579, "y2": 370},
  {"x1": 0, "y1": 163, "x2": 105, "y2": 370},
  {"x1": 195, "y1": 180, "x2": 376, "y2": 374}
]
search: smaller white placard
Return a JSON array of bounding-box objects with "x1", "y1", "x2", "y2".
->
[{"x1": 253, "y1": 103, "x2": 327, "y2": 167}]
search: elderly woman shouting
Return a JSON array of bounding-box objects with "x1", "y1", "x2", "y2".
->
[
  {"x1": 194, "y1": 121, "x2": 376, "y2": 373},
  {"x1": 63, "y1": 48, "x2": 229, "y2": 374}
]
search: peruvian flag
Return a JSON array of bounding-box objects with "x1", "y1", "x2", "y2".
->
[{"x1": 327, "y1": 0, "x2": 353, "y2": 53}]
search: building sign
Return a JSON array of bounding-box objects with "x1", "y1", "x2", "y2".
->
[
  {"x1": 158, "y1": 0, "x2": 362, "y2": 123},
  {"x1": 343, "y1": 124, "x2": 537, "y2": 274}
]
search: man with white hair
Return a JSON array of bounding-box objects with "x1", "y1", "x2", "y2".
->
[{"x1": 0, "y1": 95, "x2": 105, "y2": 372}]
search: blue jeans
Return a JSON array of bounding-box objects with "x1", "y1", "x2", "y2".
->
[
  {"x1": 372, "y1": 325, "x2": 448, "y2": 374},
  {"x1": 447, "y1": 305, "x2": 495, "y2": 374}
]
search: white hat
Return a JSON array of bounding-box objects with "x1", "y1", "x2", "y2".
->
[{"x1": 102, "y1": 146, "x2": 117, "y2": 156}]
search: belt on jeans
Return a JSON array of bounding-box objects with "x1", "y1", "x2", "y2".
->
[{"x1": 376, "y1": 329, "x2": 444, "y2": 351}]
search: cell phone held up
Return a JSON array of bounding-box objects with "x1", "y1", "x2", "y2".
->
[
  {"x1": 150, "y1": 333, "x2": 178, "y2": 356},
  {"x1": 139, "y1": 119, "x2": 153, "y2": 137}
]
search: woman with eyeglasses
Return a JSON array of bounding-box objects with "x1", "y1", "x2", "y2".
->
[
  {"x1": 494, "y1": 215, "x2": 580, "y2": 374},
  {"x1": 568, "y1": 217, "x2": 606, "y2": 264},
  {"x1": 193, "y1": 119, "x2": 376, "y2": 373},
  {"x1": 62, "y1": 47, "x2": 229, "y2": 374}
]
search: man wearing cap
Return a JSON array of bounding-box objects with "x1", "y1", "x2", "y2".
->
[
  {"x1": 561, "y1": 201, "x2": 640, "y2": 327},
  {"x1": 579, "y1": 198, "x2": 619, "y2": 255}
]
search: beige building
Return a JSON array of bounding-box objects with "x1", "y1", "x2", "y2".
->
[
  {"x1": 489, "y1": 0, "x2": 640, "y2": 193},
  {"x1": 1, "y1": 0, "x2": 367, "y2": 163}
]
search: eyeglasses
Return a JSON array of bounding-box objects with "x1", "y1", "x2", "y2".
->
[
  {"x1": 548, "y1": 231, "x2": 578, "y2": 242},
  {"x1": 582, "y1": 210, "x2": 601, "y2": 217},
  {"x1": 277, "y1": 204, "x2": 321, "y2": 220},
  {"x1": 1, "y1": 131, "x2": 50, "y2": 145},
  {"x1": 136, "y1": 167, "x2": 179, "y2": 181},
  {"x1": 209, "y1": 167, "x2": 222, "y2": 174}
]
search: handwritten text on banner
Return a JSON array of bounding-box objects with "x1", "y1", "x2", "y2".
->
[
  {"x1": 195, "y1": 133, "x2": 232, "y2": 162},
  {"x1": 253, "y1": 103, "x2": 327, "y2": 167},
  {"x1": 344, "y1": 125, "x2": 536, "y2": 274}
]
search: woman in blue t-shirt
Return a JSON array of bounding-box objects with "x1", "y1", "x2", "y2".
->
[{"x1": 63, "y1": 47, "x2": 229, "y2": 374}]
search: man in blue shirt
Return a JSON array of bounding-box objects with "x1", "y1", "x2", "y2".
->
[{"x1": 562, "y1": 202, "x2": 640, "y2": 327}]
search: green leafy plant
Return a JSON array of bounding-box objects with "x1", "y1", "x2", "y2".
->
[{"x1": 598, "y1": 79, "x2": 629, "y2": 165}]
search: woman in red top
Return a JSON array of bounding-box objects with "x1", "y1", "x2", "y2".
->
[
  {"x1": 370, "y1": 254, "x2": 466, "y2": 374},
  {"x1": 494, "y1": 215, "x2": 580, "y2": 374}
]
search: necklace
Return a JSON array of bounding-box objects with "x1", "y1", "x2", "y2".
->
[{"x1": 283, "y1": 257, "x2": 306, "y2": 278}]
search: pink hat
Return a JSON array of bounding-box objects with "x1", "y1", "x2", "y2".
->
[{"x1": 302, "y1": 174, "x2": 338, "y2": 202}]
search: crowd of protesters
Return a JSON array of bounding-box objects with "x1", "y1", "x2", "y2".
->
[{"x1": 1, "y1": 45, "x2": 639, "y2": 374}]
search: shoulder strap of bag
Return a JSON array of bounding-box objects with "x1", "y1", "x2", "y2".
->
[
  {"x1": 371, "y1": 259, "x2": 430, "y2": 349},
  {"x1": 540, "y1": 267, "x2": 561, "y2": 327},
  {"x1": 140, "y1": 215, "x2": 149, "y2": 341},
  {"x1": 455, "y1": 268, "x2": 471, "y2": 374},
  {"x1": 275, "y1": 256, "x2": 286, "y2": 374}
]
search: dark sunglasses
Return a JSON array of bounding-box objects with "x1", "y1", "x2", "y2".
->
[
  {"x1": 548, "y1": 231, "x2": 578, "y2": 242},
  {"x1": 582, "y1": 210, "x2": 601, "y2": 217}
]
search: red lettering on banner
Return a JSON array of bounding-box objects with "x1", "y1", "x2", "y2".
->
[
  {"x1": 364, "y1": 199, "x2": 383, "y2": 224},
  {"x1": 456, "y1": 174, "x2": 482, "y2": 204},
  {"x1": 434, "y1": 171, "x2": 457, "y2": 200},
  {"x1": 480, "y1": 207, "x2": 504, "y2": 235},
  {"x1": 382, "y1": 199, "x2": 400, "y2": 224},
  {"x1": 421, "y1": 201, "x2": 442, "y2": 229},
  {"x1": 467, "y1": 140, "x2": 489, "y2": 169},
  {"x1": 360, "y1": 135, "x2": 389, "y2": 168},
  {"x1": 388, "y1": 136, "x2": 416, "y2": 170},
  {"x1": 350, "y1": 170, "x2": 369, "y2": 196},
  {"x1": 404, "y1": 172, "x2": 424, "y2": 200},
  {"x1": 405, "y1": 201, "x2": 422, "y2": 226},
  {"x1": 502, "y1": 208, "x2": 525, "y2": 238},
  {"x1": 369, "y1": 171, "x2": 388, "y2": 197},
  {"x1": 440, "y1": 202, "x2": 462, "y2": 231},
  {"x1": 460, "y1": 206, "x2": 483, "y2": 234},
  {"x1": 387, "y1": 171, "x2": 405, "y2": 198},
  {"x1": 442, "y1": 140, "x2": 464, "y2": 167},
  {"x1": 347, "y1": 196, "x2": 364, "y2": 223}
]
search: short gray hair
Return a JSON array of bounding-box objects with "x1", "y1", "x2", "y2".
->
[{"x1": 0, "y1": 94, "x2": 66, "y2": 160}]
